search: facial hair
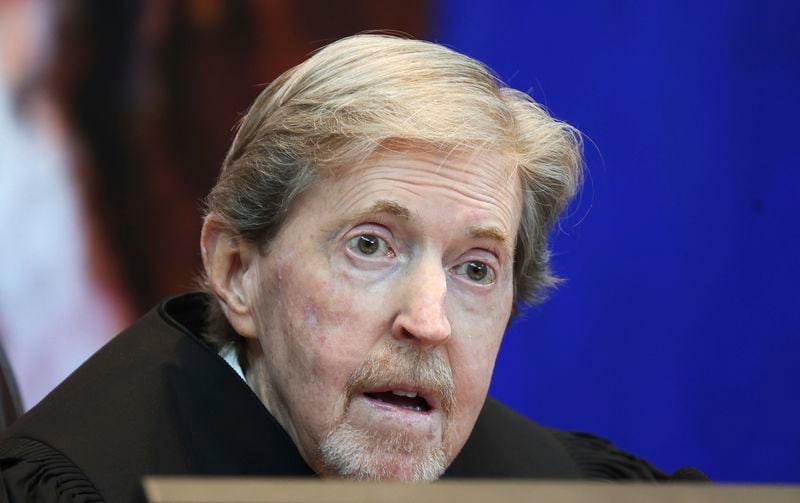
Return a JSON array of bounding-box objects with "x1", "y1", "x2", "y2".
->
[{"x1": 318, "y1": 342, "x2": 456, "y2": 480}]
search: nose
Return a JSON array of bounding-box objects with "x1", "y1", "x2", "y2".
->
[{"x1": 391, "y1": 258, "x2": 452, "y2": 347}]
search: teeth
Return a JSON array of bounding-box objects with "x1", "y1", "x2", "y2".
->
[{"x1": 391, "y1": 390, "x2": 418, "y2": 398}]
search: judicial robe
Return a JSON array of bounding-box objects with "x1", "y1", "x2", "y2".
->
[{"x1": 0, "y1": 293, "x2": 669, "y2": 502}]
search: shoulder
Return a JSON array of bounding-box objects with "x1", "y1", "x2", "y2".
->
[
  {"x1": 445, "y1": 397, "x2": 582, "y2": 478},
  {"x1": 548, "y1": 429, "x2": 669, "y2": 480},
  {"x1": 0, "y1": 437, "x2": 104, "y2": 502},
  {"x1": 0, "y1": 293, "x2": 310, "y2": 501},
  {"x1": 0, "y1": 293, "x2": 250, "y2": 501},
  {"x1": 446, "y1": 397, "x2": 669, "y2": 480},
  {"x1": 0, "y1": 293, "x2": 218, "y2": 446}
]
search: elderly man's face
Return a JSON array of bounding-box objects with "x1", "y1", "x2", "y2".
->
[{"x1": 241, "y1": 148, "x2": 522, "y2": 479}]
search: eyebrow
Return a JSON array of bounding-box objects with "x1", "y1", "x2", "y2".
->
[
  {"x1": 469, "y1": 225, "x2": 513, "y2": 256},
  {"x1": 351, "y1": 199, "x2": 513, "y2": 256},
  {"x1": 328, "y1": 199, "x2": 414, "y2": 239},
  {"x1": 364, "y1": 200, "x2": 413, "y2": 220}
]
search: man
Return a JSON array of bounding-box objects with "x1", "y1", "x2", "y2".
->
[{"x1": 0, "y1": 35, "x2": 684, "y2": 502}]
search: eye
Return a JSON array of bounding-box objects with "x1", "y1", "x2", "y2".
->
[
  {"x1": 453, "y1": 261, "x2": 495, "y2": 285},
  {"x1": 346, "y1": 234, "x2": 392, "y2": 257}
]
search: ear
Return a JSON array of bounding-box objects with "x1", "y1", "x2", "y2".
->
[{"x1": 200, "y1": 214, "x2": 260, "y2": 339}]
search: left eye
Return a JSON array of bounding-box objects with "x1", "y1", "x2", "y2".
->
[
  {"x1": 346, "y1": 234, "x2": 391, "y2": 257},
  {"x1": 453, "y1": 261, "x2": 495, "y2": 284}
]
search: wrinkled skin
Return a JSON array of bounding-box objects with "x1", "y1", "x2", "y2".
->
[{"x1": 208, "y1": 148, "x2": 522, "y2": 479}]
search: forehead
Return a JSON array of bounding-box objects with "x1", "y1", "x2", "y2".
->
[{"x1": 320, "y1": 147, "x2": 523, "y2": 231}]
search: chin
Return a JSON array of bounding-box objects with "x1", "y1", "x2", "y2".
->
[{"x1": 318, "y1": 422, "x2": 448, "y2": 481}]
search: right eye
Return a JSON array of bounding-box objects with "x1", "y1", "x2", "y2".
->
[{"x1": 346, "y1": 234, "x2": 392, "y2": 257}]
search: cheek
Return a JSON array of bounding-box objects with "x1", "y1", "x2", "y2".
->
[
  {"x1": 445, "y1": 327, "x2": 502, "y2": 459},
  {"x1": 452, "y1": 338, "x2": 500, "y2": 404},
  {"x1": 448, "y1": 298, "x2": 509, "y2": 411},
  {"x1": 271, "y1": 255, "x2": 384, "y2": 385}
]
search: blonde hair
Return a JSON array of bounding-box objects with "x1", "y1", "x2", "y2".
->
[{"x1": 203, "y1": 34, "x2": 582, "y2": 370}]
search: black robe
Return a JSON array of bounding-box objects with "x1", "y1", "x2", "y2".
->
[{"x1": 0, "y1": 293, "x2": 668, "y2": 502}]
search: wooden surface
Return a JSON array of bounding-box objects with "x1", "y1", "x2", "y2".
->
[{"x1": 144, "y1": 477, "x2": 800, "y2": 503}]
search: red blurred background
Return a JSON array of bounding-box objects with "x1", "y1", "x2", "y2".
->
[{"x1": 0, "y1": 0, "x2": 430, "y2": 410}]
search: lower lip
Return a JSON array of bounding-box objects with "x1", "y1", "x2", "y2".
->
[
  {"x1": 361, "y1": 393, "x2": 433, "y2": 416},
  {"x1": 348, "y1": 394, "x2": 440, "y2": 430}
]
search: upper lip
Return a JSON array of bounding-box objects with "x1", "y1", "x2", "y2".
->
[{"x1": 362, "y1": 384, "x2": 440, "y2": 411}]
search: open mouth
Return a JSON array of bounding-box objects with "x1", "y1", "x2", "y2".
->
[{"x1": 363, "y1": 390, "x2": 432, "y2": 412}]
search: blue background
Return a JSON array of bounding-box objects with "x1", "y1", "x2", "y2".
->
[{"x1": 434, "y1": 0, "x2": 799, "y2": 482}]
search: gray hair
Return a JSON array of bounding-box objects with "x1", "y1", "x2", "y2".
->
[{"x1": 201, "y1": 34, "x2": 583, "y2": 372}]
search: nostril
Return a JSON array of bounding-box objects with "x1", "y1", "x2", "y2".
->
[
  {"x1": 392, "y1": 313, "x2": 451, "y2": 345},
  {"x1": 398, "y1": 327, "x2": 415, "y2": 340}
]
